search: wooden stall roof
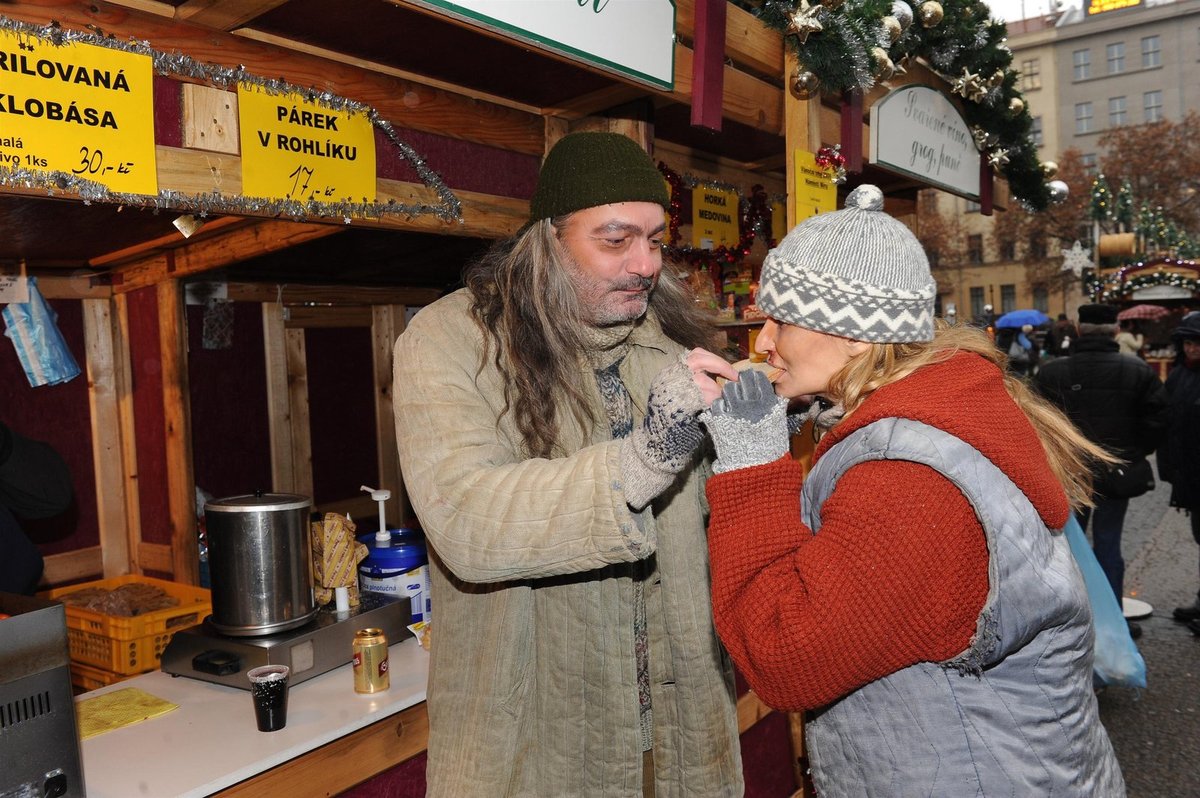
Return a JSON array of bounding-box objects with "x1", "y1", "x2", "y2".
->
[{"x1": 0, "y1": 0, "x2": 812, "y2": 293}]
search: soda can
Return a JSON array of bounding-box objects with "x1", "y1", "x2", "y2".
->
[{"x1": 352, "y1": 628, "x2": 390, "y2": 693}]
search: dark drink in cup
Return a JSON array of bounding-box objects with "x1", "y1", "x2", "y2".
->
[{"x1": 247, "y1": 664, "x2": 290, "y2": 732}]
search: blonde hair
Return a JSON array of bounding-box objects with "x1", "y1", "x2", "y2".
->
[{"x1": 826, "y1": 322, "x2": 1116, "y2": 510}]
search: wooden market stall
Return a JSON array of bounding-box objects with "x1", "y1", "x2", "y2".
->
[{"x1": 0, "y1": 1, "x2": 1040, "y2": 795}]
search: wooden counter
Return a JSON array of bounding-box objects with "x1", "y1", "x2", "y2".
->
[{"x1": 77, "y1": 639, "x2": 429, "y2": 797}]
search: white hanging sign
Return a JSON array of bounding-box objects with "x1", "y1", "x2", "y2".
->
[
  {"x1": 869, "y1": 84, "x2": 981, "y2": 200},
  {"x1": 407, "y1": 0, "x2": 675, "y2": 90}
]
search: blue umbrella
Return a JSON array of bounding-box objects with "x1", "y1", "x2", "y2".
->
[{"x1": 994, "y1": 309, "x2": 1050, "y2": 328}]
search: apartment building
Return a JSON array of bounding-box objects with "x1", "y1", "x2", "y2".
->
[{"x1": 935, "y1": 0, "x2": 1200, "y2": 323}]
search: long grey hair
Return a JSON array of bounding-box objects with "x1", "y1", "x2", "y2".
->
[{"x1": 464, "y1": 216, "x2": 718, "y2": 458}]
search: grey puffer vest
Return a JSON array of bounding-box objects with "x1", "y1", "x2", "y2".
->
[{"x1": 801, "y1": 418, "x2": 1125, "y2": 798}]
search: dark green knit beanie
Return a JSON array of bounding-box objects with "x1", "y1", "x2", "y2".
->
[{"x1": 529, "y1": 132, "x2": 669, "y2": 221}]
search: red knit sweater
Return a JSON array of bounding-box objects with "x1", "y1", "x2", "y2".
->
[{"x1": 705, "y1": 352, "x2": 1071, "y2": 712}]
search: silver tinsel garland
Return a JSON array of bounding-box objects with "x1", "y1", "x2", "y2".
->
[{"x1": 0, "y1": 16, "x2": 462, "y2": 224}]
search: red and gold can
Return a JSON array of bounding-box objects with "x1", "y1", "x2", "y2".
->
[{"x1": 352, "y1": 628, "x2": 390, "y2": 693}]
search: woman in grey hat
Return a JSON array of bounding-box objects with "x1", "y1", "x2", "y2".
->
[{"x1": 699, "y1": 185, "x2": 1125, "y2": 797}]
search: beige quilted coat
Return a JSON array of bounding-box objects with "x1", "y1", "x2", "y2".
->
[{"x1": 392, "y1": 290, "x2": 743, "y2": 798}]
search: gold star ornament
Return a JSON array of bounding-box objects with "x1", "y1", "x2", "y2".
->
[{"x1": 786, "y1": 0, "x2": 824, "y2": 44}]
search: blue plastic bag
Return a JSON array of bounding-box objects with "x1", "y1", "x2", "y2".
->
[
  {"x1": 2, "y1": 276, "x2": 81, "y2": 387},
  {"x1": 1064, "y1": 515, "x2": 1147, "y2": 689}
]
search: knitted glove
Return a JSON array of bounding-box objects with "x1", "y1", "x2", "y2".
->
[
  {"x1": 701, "y1": 369, "x2": 789, "y2": 474},
  {"x1": 620, "y1": 357, "x2": 707, "y2": 510}
]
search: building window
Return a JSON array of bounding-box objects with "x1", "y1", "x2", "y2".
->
[
  {"x1": 1000, "y1": 240, "x2": 1016, "y2": 261},
  {"x1": 1030, "y1": 236, "x2": 1047, "y2": 259},
  {"x1": 1033, "y1": 286, "x2": 1050, "y2": 313},
  {"x1": 1000, "y1": 284, "x2": 1017, "y2": 314},
  {"x1": 1142, "y1": 35, "x2": 1161, "y2": 68},
  {"x1": 967, "y1": 234, "x2": 983, "y2": 264},
  {"x1": 1073, "y1": 49, "x2": 1091, "y2": 81},
  {"x1": 970, "y1": 286, "x2": 985, "y2": 320},
  {"x1": 965, "y1": 199, "x2": 981, "y2": 213},
  {"x1": 927, "y1": 249, "x2": 940, "y2": 269},
  {"x1": 1109, "y1": 96, "x2": 1127, "y2": 127},
  {"x1": 1145, "y1": 90, "x2": 1163, "y2": 123},
  {"x1": 1031, "y1": 116, "x2": 1044, "y2": 147},
  {"x1": 1075, "y1": 102, "x2": 1094, "y2": 134},
  {"x1": 1081, "y1": 153, "x2": 1099, "y2": 175},
  {"x1": 1106, "y1": 42, "x2": 1125, "y2": 74},
  {"x1": 1021, "y1": 58, "x2": 1042, "y2": 91}
]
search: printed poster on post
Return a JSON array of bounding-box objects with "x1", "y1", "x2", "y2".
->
[
  {"x1": 793, "y1": 150, "x2": 837, "y2": 223},
  {"x1": 0, "y1": 29, "x2": 157, "y2": 195},
  {"x1": 691, "y1": 186, "x2": 739, "y2": 250},
  {"x1": 238, "y1": 86, "x2": 377, "y2": 204}
]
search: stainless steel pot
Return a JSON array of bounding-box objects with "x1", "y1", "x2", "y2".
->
[{"x1": 204, "y1": 492, "x2": 317, "y2": 636}]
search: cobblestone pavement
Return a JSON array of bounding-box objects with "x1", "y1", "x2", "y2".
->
[{"x1": 1092, "y1": 465, "x2": 1200, "y2": 798}]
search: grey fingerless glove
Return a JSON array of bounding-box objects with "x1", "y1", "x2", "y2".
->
[
  {"x1": 701, "y1": 369, "x2": 789, "y2": 474},
  {"x1": 620, "y1": 356, "x2": 706, "y2": 510}
]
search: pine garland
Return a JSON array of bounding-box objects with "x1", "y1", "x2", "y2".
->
[{"x1": 750, "y1": 0, "x2": 1049, "y2": 209}]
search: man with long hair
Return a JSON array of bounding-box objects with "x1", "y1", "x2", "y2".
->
[{"x1": 393, "y1": 132, "x2": 742, "y2": 797}]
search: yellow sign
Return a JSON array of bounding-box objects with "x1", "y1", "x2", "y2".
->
[
  {"x1": 691, "y1": 186, "x2": 739, "y2": 249},
  {"x1": 238, "y1": 86, "x2": 377, "y2": 203},
  {"x1": 1087, "y1": 0, "x2": 1141, "y2": 14},
  {"x1": 771, "y1": 200, "x2": 787, "y2": 243},
  {"x1": 794, "y1": 150, "x2": 836, "y2": 222},
  {"x1": 0, "y1": 31, "x2": 157, "y2": 195}
]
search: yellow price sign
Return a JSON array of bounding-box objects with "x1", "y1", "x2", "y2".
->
[
  {"x1": 0, "y1": 31, "x2": 157, "y2": 195},
  {"x1": 238, "y1": 86, "x2": 377, "y2": 204},
  {"x1": 794, "y1": 150, "x2": 837, "y2": 222},
  {"x1": 691, "y1": 186, "x2": 739, "y2": 249}
]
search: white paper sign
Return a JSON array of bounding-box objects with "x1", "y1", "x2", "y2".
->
[
  {"x1": 869, "y1": 85, "x2": 981, "y2": 199},
  {"x1": 0, "y1": 261, "x2": 29, "y2": 304},
  {"x1": 408, "y1": 0, "x2": 675, "y2": 90}
]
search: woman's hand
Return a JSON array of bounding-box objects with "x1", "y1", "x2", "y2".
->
[{"x1": 685, "y1": 348, "x2": 739, "y2": 406}]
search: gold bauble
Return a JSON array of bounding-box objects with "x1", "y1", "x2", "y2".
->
[
  {"x1": 1041, "y1": 161, "x2": 1059, "y2": 179},
  {"x1": 872, "y1": 47, "x2": 895, "y2": 80},
  {"x1": 790, "y1": 68, "x2": 821, "y2": 100},
  {"x1": 918, "y1": 0, "x2": 944, "y2": 27},
  {"x1": 882, "y1": 15, "x2": 903, "y2": 43},
  {"x1": 1009, "y1": 97, "x2": 1025, "y2": 115}
]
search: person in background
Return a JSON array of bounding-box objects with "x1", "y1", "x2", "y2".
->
[
  {"x1": 1161, "y1": 314, "x2": 1200, "y2": 632},
  {"x1": 1116, "y1": 319, "x2": 1144, "y2": 357},
  {"x1": 1049, "y1": 311, "x2": 1074, "y2": 356},
  {"x1": 0, "y1": 420, "x2": 72, "y2": 594},
  {"x1": 1035, "y1": 303, "x2": 1169, "y2": 639},
  {"x1": 392, "y1": 131, "x2": 742, "y2": 798},
  {"x1": 697, "y1": 185, "x2": 1124, "y2": 796}
]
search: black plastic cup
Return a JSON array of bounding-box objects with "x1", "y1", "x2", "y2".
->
[{"x1": 247, "y1": 664, "x2": 290, "y2": 732}]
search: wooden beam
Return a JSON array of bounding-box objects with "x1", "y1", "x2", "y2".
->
[
  {"x1": 262, "y1": 303, "x2": 296, "y2": 494},
  {"x1": 89, "y1": 217, "x2": 251, "y2": 270},
  {"x1": 671, "y1": 42, "x2": 783, "y2": 135},
  {"x1": 157, "y1": 278, "x2": 199, "y2": 584},
  {"x1": 675, "y1": 0, "x2": 783, "y2": 81},
  {"x1": 1, "y1": 1, "x2": 544, "y2": 156},
  {"x1": 83, "y1": 298, "x2": 132, "y2": 578},
  {"x1": 226, "y1": 283, "x2": 440, "y2": 307},
  {"x1": 138, "y1": 542, "x2": 174, "y2": 575},
  {"x1": 40, "y1": 547, "x2": 103, "y2": 588},
  {"x1": 215, "y1": 703, "x2": 429, "y2": 796},
  {"x1": 737, "y1": 690, "x2": 775, "y2": 734},
  {"x1": 372, "y1": 305, "x2": 407, "y2": 526},
  {"x1": 175, "y1": 0, "x2": 289, "y2": 30},
  {"x1": 33, "y1": 274, "x2": 113, "y2": 300},
  {"x1": 112, "y1": 292, "x2": 145, "y2": 575},
  {"x1": 284, "y1": 327, "x2": 313, "y2": 500},
  {"x1": 283, "y1": 306, "x2": 374, "y2": 329},
  {"x1": 111, "y1": 219, "x2": 344, "y2": 293}
]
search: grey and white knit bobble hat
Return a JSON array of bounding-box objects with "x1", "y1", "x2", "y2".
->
[{"x1": 757, "y1": 184, "x2": 936, "y2": 343}]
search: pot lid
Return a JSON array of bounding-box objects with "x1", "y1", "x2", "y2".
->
[{"x1": 205, "y1": 492, "x2": 311, "y2": 513}]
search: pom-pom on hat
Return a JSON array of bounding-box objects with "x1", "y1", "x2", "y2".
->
[
  {"x1": 528, "y1": 132, "x2": 670, "y2": 222},
  {"x1": 757, "y1": 185, "x2": 936, "y2": 343},
  {"x1": 1077, "y1": 303, "x2": 1119, "y2": 325}
]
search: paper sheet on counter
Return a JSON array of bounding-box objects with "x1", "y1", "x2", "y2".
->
[{"x1": 76, "y1": 687, "x2": 178, "y2": 740}]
